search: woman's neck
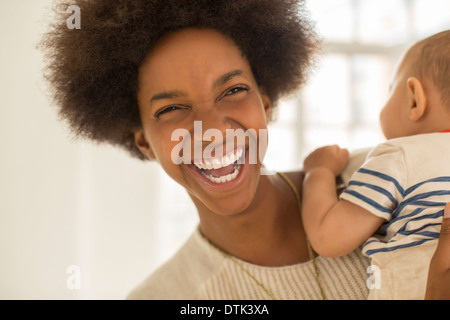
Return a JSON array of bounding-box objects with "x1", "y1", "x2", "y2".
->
[{"x1": 195, "y1": 171, "x2": 310, "y2": 266}]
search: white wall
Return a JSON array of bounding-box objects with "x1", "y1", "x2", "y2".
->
[{"x1": 0, "y1": 0, "x2": 198, "y2": 299}]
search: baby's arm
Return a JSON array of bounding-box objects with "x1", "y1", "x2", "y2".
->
[{"x1": 302, "y1": 145, "x2": 385, "y2": 258}]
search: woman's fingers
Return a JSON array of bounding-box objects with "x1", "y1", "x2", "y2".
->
[{"x1": 425, "y1": 202, "x2": 450, "y2": 299}]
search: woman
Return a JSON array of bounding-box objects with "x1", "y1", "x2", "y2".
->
[{"x1": 41, "y1": 0, "x2": 450, "y2": 299}]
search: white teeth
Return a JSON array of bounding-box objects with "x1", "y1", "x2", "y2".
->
[
  {"x1": 194, "y1": 147, "x2": 244, "y2": 170},
  {"x1": 201, "y1": 165, "x2": 241, "y2": 183},
  {"x1": 193, "y1": 147, "x2": 245, "y2": 184},
  {"x1": 212, "y1": 159, "x2": 222, "y2": 169}
]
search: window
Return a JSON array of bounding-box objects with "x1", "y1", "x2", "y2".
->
[{"x1": 265, "y1": 0, "x2": 450, "y2": 171}]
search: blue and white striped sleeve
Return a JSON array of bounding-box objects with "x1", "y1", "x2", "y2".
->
[{"x1": 339, "y1": 143, "x2": 406, "y2": 221}]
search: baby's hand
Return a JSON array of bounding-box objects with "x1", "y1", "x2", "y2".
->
[{"x1": 303, "y1": 145, "x2": 349, "y2": 176}]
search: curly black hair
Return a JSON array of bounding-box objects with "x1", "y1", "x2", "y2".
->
[{"x1": 41, "y1": 0, "x2": 319, "y2": 160}]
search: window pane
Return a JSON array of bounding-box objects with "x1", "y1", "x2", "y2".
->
[
  {"x1": 351, "y1": 54, "x2": 394, "y2": 125},
  {"x1": 357, "y1": 0, "x2": 410, "y2": 45},
  {"x1": 303, "y1": 54, "x2": 351, "y2": 125},
  {"x1": 414, "y1": 0, "x2": 450, "y2": 38},
  {"x1": 306, "y1": 0, "x2": 354, "y2": 42}
]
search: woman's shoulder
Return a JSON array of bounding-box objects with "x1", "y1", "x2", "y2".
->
[
  {"x1": 280, "y1": 170, "x2": 304, "y2": 194},
  {"x1": 126, "y1": 229, "x2": 225, "y2": 300}
]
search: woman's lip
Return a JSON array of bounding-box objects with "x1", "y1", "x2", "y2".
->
[{"x1": 186, "y1": 147, "x2": 250, "y2": 193}]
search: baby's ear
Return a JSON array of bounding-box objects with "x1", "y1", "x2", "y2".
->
[
  {"x1": 407, "y1": 77, "x2": 426, "y2": 122},
  {"x1": 134, "y1": 130, "x2": 156, "y2": 160}
]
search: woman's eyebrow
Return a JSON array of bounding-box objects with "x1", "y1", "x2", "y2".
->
[
  {"x1": 213, "y1": 69, "x2": 244, "y2": 88},
  {"x1": 150, "y1": 90, "x2": 187, "y2": 104},
  {"x1": 149, "y1": 70, "x2": 244, "y2": 105}
]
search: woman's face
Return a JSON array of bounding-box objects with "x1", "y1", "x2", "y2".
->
[{"x1": 135, "y1": 28, "x2": 272, "y2": 215}]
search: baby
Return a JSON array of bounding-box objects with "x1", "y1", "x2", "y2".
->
[{"x1": 302, "y1": 30, "x2": 450, "y2": 300}]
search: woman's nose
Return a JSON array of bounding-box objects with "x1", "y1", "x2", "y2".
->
[{"x1": 192, "y1": 109, "x2": 233, "y2": 142}]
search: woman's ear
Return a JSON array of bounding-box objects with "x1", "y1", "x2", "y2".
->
[
  {"x1": 134, "y1": 130, "x2": 156, "y2": 160},
  {"x1": 259, "y1": 88, "x2": 272, "y2": 120},
  {"x1": 407, "y1": 77, "x2": 427, "y2": 122}
]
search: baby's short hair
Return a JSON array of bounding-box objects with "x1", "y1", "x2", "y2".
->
[
  {"x1": 41, "y1": 0, "x2": 319, "y2": 160},
  {"x1": 406, "y1": 30, "x2": 450, "y2": 107}
]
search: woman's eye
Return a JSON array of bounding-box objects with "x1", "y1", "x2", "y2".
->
[
  {"x1": 224, "y1": 86, "x2": 249, "y2": 97},
  {"x1": 155, "y1": 105, "x2": 181, "y2": 118}
]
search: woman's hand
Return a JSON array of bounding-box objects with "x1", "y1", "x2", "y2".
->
[{"x1": 425, "y1": 202, "x2": 450, "y2": 299}]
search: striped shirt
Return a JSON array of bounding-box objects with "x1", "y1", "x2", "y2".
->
[{"x1": 340, "y1": 132, "x2": 450, "y2": 257}]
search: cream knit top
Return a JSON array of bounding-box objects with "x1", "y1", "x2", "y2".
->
[
  {"x1": 127, "y1": 149, "x2": 371, "y2": 300},
  {"x1": 127, "y1": 228, "x2": 370, "y2": 300}
]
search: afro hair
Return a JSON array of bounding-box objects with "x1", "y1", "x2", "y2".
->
[{"x1": 41, "y1": 0, "x2": 320, "y2": 160}]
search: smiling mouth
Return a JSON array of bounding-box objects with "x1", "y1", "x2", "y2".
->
[{"x1": 192, "y1": 147, "x2": 245, "y2": 183}]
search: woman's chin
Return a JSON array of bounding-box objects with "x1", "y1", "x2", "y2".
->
[{"x1": 186, "y1": 166, "x2": 262, "y2": 217}]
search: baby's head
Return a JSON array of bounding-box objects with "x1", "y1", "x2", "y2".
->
[{"x1": 380, "y1": 30, "x2": 450, "y2": 139}]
